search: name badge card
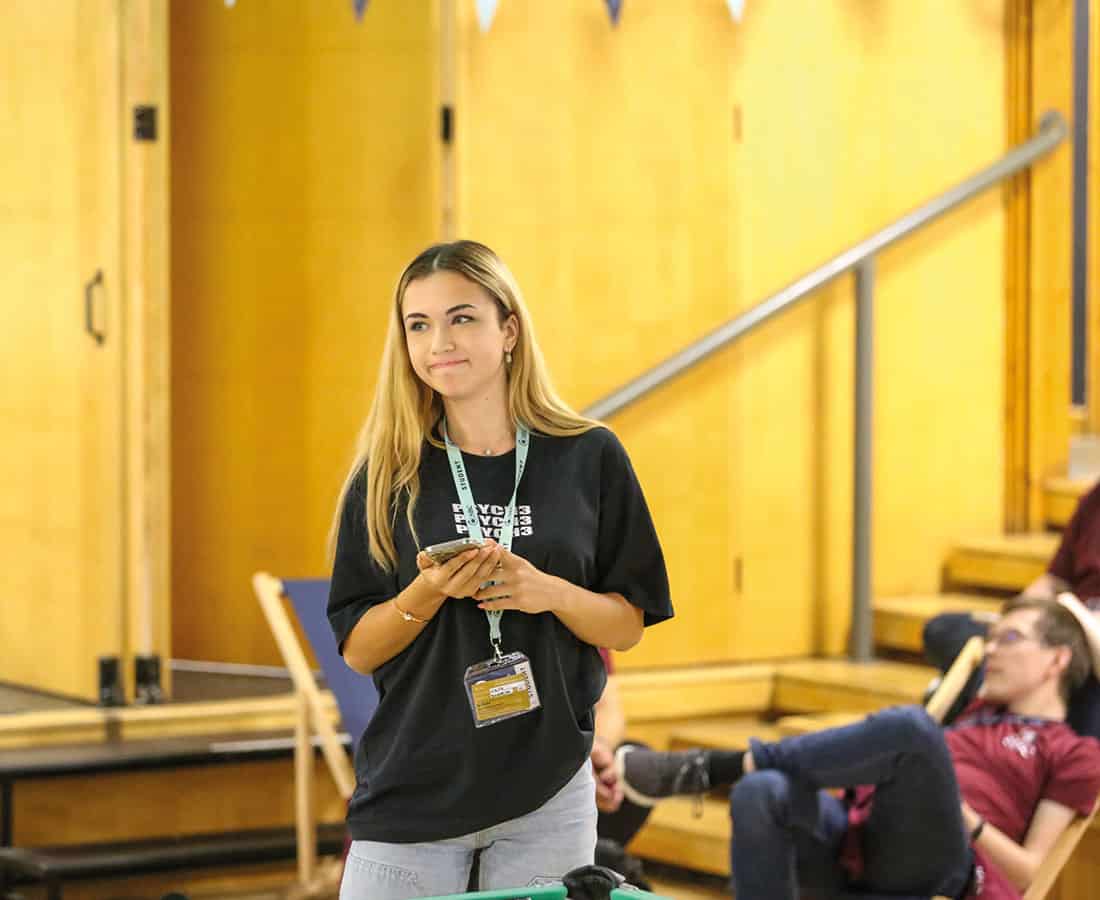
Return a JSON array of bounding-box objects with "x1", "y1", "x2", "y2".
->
[{"x1": 464, "y1": 651, "x2": 541, "y2": 728}]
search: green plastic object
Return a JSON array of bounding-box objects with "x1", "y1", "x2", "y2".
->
[
  {"x1": 610, "y1": 889, "x2": 675, "y2": 899},
  {"x1": 420, "y1": 887, "x2": 567, "y2": 900}
]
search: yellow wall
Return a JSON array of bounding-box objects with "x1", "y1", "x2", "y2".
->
[
  {"x1": 1092, "y1": 0, "x2": 1100, "y2": 434},
  {"x1": 456, "y1": 0, "x2": 1008, "y2": 666},
  {"x1": 169, "y1": 1, "x2": 438, "y2": 662},
  {"x1": 171, "y1": 1, "x2": 1014, "y2": 669}
]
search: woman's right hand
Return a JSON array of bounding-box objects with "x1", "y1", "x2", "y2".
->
[{"x1": 415, "y1": 540, "x2": 504, "y2": 601}]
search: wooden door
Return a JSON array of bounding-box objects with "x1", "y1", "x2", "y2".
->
[{"x1": 0, "y1": 2, "x2": 124, "y2": 701}]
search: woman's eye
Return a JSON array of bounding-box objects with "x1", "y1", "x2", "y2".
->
[
  {"x1": 452, "y1": 314, "x2": 474, "y2": 325},
  {"x1": 407, "y1": 321, "x2": 427, "y2": 333}
]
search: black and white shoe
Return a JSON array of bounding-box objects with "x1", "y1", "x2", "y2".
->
[{"x1": 614, "y1": 745, "x2": 711, "y2": 808}]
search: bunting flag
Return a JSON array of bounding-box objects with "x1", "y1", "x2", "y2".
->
[
  {"x1": 476, "y1": 0, "x2": 500, "y2": 32},
  {"x1": 604, "y1": 0, "x2": 622, "y2": 27},
  {"x1": 353, "y1": 0, "x2": 368, "y2": 20},
  {"x1": 727, "y1": 0, "x2": 745, "y2": 22}
]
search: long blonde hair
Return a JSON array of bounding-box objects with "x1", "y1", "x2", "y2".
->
[{"x1": 331, "y1": 240, "x2": 599, "y2": 570}]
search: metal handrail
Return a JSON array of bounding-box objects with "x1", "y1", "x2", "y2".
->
[{"x1": 583, "y1": 110, "x2": 1068, "y2": 660}]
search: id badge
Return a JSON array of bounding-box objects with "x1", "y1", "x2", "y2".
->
[{"x1": 463, "y1": 651, "x2": 541, "y2": 728}]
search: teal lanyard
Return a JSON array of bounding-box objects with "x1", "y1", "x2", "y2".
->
[{"x1": 443, "y1": 421, "x2": 531, "y2": 658}]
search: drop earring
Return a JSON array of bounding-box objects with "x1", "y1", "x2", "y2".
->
[{"x1": 505, "y1": 350, "x2": 513, "y2": 366}]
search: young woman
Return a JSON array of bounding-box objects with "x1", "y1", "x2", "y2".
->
[{"x1": 327, "y1": 240, "x2": 673, "y2": 899}]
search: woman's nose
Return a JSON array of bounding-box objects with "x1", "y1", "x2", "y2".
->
[{"x1": 432, "y1": 325, "x2": 454, "y2": 353}]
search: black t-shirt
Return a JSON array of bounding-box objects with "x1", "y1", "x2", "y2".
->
[{"x1": 328, "y1": 426, "x2": 673, "y2": 842}]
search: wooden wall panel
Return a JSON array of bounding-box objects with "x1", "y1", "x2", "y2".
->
[
  {"x1": 1089, "y1": 0, "x2": 1100, "y2": 433},
  {"x1": 457, "y1": 1, "x2": 1008, "y2": 665},
  {"x1": 12, "y1": 757, "x2": 345, "y2": 846},
  {"x1": 748, "y1": 3, "x2": 1008, "y2": 658},
  {"x1": 1004, "y1": 0, "x2": 1033, "y2": 532},
  {"x1": 123, "y1": 0, "x2": 172, "y2": 694},
  {"x1": 169, "y1": 2, "x2": 439, "y2": 664},
  {"x1": 1029, "y1": 0, "x2": 1074, "y2": 524},
  {"x1": 0, "y1": 2, "x2": 126, "y2": 700}
]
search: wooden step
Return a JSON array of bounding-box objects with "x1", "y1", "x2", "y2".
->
[
  {"x1": 616, "y1": 664, "x2": 775, "y2": 724},
  {"x1": 944, "y1": 533, "x2": 1058, "y2": 593},
  {"x1": 1045, "y1": 476, "x2": 1094, "y2": 529},
  {"x1": 873, "y1": 593, "x2": 1002, "y2": 653},
  {"x1": 775, "y1": 711, "x2": 864, "y2": 737},
  {"x1": 666, "y1": 716, "x2": 783, "y2": 752},
  {"x1": 630, "y1": 795, "x2": 731, "y2": 877},
  {"x1": 772, "y1": 658, "x2": 935, "y2": 715},
  {"x1": 0, "y1": 693, "x2": 341, "y2": 751}
]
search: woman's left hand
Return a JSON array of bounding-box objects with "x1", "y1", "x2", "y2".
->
[{"x1": 473, "y1": 549, "x2": 563, "y2": 615}]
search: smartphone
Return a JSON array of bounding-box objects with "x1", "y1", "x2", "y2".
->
[{"x1": 422, "y1": 536, "x2": 486, "y2": 565}]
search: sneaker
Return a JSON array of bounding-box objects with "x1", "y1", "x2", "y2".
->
[{"x1": 614, "y1": 745, "x2": 711, "y2": 807}]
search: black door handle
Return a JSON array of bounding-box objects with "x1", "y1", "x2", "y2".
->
[{"x1": 84, "y1": 269, "x2": 105, "y2": 345}]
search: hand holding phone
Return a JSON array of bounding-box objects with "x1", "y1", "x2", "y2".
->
[
  {"x1": 422, "y1": 537, "x2": 486, "y2": 565},
  {"x1": 416, "y1": 538, "x2": 502, "y2": 600}
]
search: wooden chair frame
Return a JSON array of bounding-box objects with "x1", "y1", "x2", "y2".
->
[
  {"x1": 253, "y1": 572, "x2": 356, "y2": 890},
  {"x1": 924, "y1": 636, "x2": 1100, "y2": 900}
]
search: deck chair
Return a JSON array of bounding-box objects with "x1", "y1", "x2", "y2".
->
[
  {"x1": 253, "y1": 572, "x2": 378, "y2": 892},
  {"x1": 923, "y1": 636, "x2": 1100, "y2": 900}
]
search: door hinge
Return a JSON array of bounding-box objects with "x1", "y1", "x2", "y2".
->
[{"x1": 134, "y1": 105, "x2": 157, "y2": 141}]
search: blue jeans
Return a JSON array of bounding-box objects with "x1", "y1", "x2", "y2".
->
[
  {"x1": 340, "y1": 761, "x2": 597, "y2": 899},
  {"x1": 730, "y1": 707, "x2": 972, "y2": 900}
]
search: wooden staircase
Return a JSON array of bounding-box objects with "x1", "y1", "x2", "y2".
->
[
  {"x1": 627, "y1": 477, "x2": 1097, "y2": 879},
  {"x1": 943, "y1": 533, "x2": 1059, "y2": 593}
]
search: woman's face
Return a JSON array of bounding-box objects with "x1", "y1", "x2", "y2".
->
[{"x1": 402, "y1": 270, "x2": 517, "y2": 402}]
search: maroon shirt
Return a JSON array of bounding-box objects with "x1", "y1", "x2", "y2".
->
[
  {"x1": 842, "y1": 702, "x2": 1100, "y2": 900},
  {"x1": 1049, "y1": 481, "x2": 1100, "y2": 605},
  {"x1": 948, "y1": 702, "x2": 1100, "y2": 898}
]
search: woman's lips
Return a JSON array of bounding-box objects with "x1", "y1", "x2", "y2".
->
[{"x1": 429, "y1": 359, "x2": 467, "y2": 370}]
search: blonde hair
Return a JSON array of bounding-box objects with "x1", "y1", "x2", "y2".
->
[{"x1": 331, "y1": 240, "x2": 599, "y2": 570}]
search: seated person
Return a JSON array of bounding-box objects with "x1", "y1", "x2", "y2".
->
[
  {"x1": 924, "y1": 480, "x2": 1100, "y2": 730},
  {"x1": 616, "y1": 597, "x2": 1100, "y2": 900}
]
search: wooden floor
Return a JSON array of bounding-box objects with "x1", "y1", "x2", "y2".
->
[
  {"x1": 648, "y1": 873, "x2": 728, "y2": 900},
  {"x1": 0, "y1": 680, "x2": 81, "y2": 714},
  {"x1": 0, "y1": 664, "x2": 303, "y2": 716}
]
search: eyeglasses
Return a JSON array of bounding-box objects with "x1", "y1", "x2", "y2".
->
[{"x1": 986, "y1": 627, "x2": 1040, "y2": 649}]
